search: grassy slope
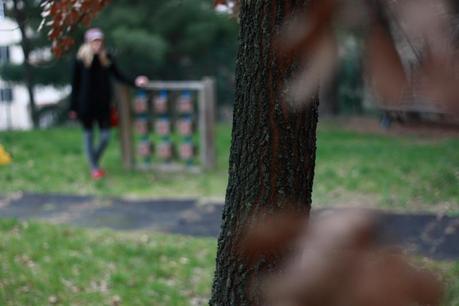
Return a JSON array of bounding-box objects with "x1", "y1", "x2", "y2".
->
[
  {"x1": 0, "y1": 122, "x2": 458, "y2": 211},
  {"x1": 0, "y1": 126, "x2": 231, "y2": 198},
  {"x1": 314, "y1": 125, "x2": 459, "y2": 210},
  {"x1": 0, "y1": 220, "x2": 216, "y2": 306},
  {"x1": 0, "y1": 220, "x2": 457, "y2": 306}
]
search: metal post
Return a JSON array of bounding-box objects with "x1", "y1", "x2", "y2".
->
[{"x1": 201, "y1": 77, "x2": 216, "y2": 170}]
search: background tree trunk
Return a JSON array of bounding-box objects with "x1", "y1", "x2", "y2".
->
[
  {"x1": 210, "y1": 1, "x2": 318, "y2": 305},
  {"x1": 319, "y1": 73, "x2": 340, "y2": 117},
  {"x1": 12, "y1": 0, "x2": 38, "y2": 129}
]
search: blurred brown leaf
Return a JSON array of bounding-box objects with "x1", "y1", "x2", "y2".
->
[
  {"x1": 276, "y1": 0, "x2": 337, "y2": 60},
  {"x1": 276, "y1": 0, "x2": 459, "y2": 114},
  {"x1": 365, "y1": 24, "x2": 409, "y2": 106},
  {"x1": 286, "y1": 32, "x2": 338, "y2": 109},
  {"x1": 417, "y1": 52, "x2": 459, "y2": 114},
  {"x1": 240, "y1": 210, "x2": 445, "y2": 306},
  {"x1": 238, "y1": 211, "x2": 307, "y2": 264}
]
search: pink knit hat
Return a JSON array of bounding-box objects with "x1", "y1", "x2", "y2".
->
[{"x1": 85, "y1": 28, "x2": 104, "y2": 42}]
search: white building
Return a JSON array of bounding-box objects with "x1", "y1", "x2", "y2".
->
[{"x1": 0, "y1": 17, "x2": 69, "y2": 130}]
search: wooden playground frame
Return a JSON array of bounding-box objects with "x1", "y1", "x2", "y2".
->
[{"x1": 116, "y1": 77, "x2": 216, "y2": 172}]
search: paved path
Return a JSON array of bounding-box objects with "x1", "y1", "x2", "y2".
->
[{"x1": 0, "y1": 193, "x2": 458, "y2": 260}]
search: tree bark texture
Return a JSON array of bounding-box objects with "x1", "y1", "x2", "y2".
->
[
  {"x1": 12, "y1": 0, "x2": 38, "y2": 129},
  {"x1": 210, "y1": 1, "x2": 318, "y2": 305}
]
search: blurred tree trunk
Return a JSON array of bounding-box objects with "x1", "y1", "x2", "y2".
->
[
  {"x1": 11, "y1": 0, "x2": 38, "y2": 129},
  {"x1": 209, "y1": 1, "x2": 318, "y2": 305}
]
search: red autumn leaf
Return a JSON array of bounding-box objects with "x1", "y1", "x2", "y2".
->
[{"x1": 41, "y1": 0, "x2": 111, "y2": 57}]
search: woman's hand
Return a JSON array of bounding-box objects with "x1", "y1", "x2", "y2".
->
[
  {"x1": 135, "y1": 76, "x2": 149, "y2": 88},
  {"x1": 69, "y1": 111, "x2": 78, "y2": 120}
]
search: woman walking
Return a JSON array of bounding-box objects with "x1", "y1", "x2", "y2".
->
[{"x1": 70, "y1": 28, "x2": 148, "y2": 179}]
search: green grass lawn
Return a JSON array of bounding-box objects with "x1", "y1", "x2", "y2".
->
[
  {"x1": 0, "y1": 220, "x2": 457, "y2": 306},
  {"x1": 0, "y1": 121, "x2": 458, "y2": 211},
  {"x1": 0, "y1": 220, "x2": 216, "y2": 306},
  {"x1": 314, "y1": 123, "x2": 459, "y2": 211},
  {"x1": 0, "y1": 125, "x2": 232, "y2": 199}
]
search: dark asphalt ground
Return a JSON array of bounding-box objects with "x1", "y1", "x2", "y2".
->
[{"x1": 0, "y1": 193, "x2": 458, "y2": 260}]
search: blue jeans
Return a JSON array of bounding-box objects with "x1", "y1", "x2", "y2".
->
[{"x1": 83, "y1": 128, "x2": 110, "y2": 170}]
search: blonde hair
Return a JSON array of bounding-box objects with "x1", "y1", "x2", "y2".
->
[{"x1": 77, "y1": 43, "x2": 111, "y2": 68}]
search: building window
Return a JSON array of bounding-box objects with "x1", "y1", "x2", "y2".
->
[
  {"x1": 0, "y1": 46, "x2": 10, "y2": 64},
  {"x1": 0, "y1": 87, "x2": 13, "y2": 103}
]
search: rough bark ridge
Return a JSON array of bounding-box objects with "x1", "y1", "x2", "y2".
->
[{"x1": 210, "y1": 0, "x2": 318, "y2": 305}]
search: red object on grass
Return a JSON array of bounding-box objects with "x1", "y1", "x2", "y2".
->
[
  {"x1": 91, "y1": 169, "x2": 106, "y2": 180},
  {"x1": 110, "y1": 107, "x2": 119, "y2": 128}
]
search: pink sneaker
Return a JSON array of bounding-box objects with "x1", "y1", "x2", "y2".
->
[{"x1": 91, "y1": 169, "x2": 106, "y2": 180}]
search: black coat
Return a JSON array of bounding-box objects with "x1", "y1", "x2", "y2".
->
[{"x1": 70, "y1": 54, "x2": 135, "y2": 120}]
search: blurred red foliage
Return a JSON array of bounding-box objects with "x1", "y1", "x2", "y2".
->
[
  {"x1": 40, "y1": 0, "x2": 111, "y2": 56},
  {"x1": 239, "y1": 210, "x2": 444, "y2": 306}
]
